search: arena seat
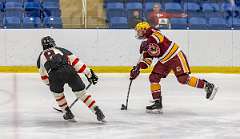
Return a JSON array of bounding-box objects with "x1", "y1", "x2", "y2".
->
[
  {"x1": 6, "y1": 0, "x2": 22, "y2": 2},
  {"x1": 202, "y1": 3, "x2": 220, "y2": 12},
  {"x1": 144, "y1": 2, "x2": 161, "y2": 13},
  {"x1": 126, "y1": 0, "x2": 143, "y2": 2},
  {"x1": 104, "y1": 0, "x2": 124, "y2": 2},
  {"x1": 42, "y1": 0, "x2": 59, "y2": 2},
  {"x1": 43, "y1": 16, "x2": 62, "y2": 28},
  {"x1": 3, "y1": 16, "x2": 21, "y2": 28},
  {"x1": 228, "y1": 17, "x2": 240, "y2": 29},
  {"x1": 189, "y1": 17, "x2": 207, "y2": 29},
  {"x1": 0, "y1": 2, "x2": 3, "y2": 10},
  {"x1": 164, "y1": 2, "x2": 183, "y2": 12},
  {"x1": 183, "y1": 2, "x2": 200, "y2": 12},
  {"x1": 208, "y1": 17, "x2": 229, "y2": 29},
  {"x1": 106, "y1": 2, "x2": 125, "y2": 18},
  {"x1": 170, "y1": 18, "x2": 188, "y2": 29},
  {"x1": 42, "y1": 1, "x2": 61, "y2": 17},
  {"x1": 126, "y1": 2, "x2": 143, "y2": 18},
  {"x1": 126, "y1": 2, "x2": 143, "y2": 11},
  {"x1": 0, "y1": 12, "x2": 3, "y2": 28},
  {"x1": 183, "y1": 2, "x2": 201, "y2": 17},
  {"x1": 23, "y1": 16, "x2": 41, "y2": 28},
  {"x1": 109, "y1": 16, "x2": 128, "y2": 28},
  {"x1": 24, "y1": 2, "x2": 41, "y2": 17}
]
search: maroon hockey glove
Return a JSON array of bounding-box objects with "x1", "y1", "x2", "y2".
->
[{"x1": 130, "y1": 65, "x2": 140, "y2": 80}]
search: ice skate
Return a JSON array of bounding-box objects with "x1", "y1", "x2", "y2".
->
[
  {"x1": 94, "y1": 106, "x2": 106, "y2": 123},
  {"x1": 205, "y1": 81, "x2": 218, "y2": 100},
  {"x1": 146, "y1": 100, "x2": 163, "y2": 114},
  {"x1": 63, "y1": 107, "x2": 75, "y2": 121}
]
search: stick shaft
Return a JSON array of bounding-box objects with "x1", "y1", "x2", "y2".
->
[
  {"x1": 69, "y1": 82, "x2": 92, "y2": 108},
  {"x1": 53, "y1": 82, "x2": 92, "y2": 112},
  {"x1": 125, "y1": 80, "x2": 133, "y2": 109}
]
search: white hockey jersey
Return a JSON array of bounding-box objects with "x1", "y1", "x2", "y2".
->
[{"x1": 37, "y1": 47, "x2": 91, "y2": 85}]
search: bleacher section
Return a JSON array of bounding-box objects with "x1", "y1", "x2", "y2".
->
[
  {"x1": 104, "y1": 0, "x2": 240, "y2": 29},
  {"x1": 0, "y1": 0, "x2": 62, "y2": 28}
]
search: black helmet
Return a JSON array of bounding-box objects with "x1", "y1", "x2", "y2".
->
[{"x1": 41, "y1": 36, "x2": 56, "y2": 50}]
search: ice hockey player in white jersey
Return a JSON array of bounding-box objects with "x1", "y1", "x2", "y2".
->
[{"x1": 37, "y1": 36, "x2": 105, "y2": 122}]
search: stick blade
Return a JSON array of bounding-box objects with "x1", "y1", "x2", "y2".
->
[
  {"x1": 121, "y1": 104, "x2": 127, "y2": 110},
  {"x1": 53, "y1": 107, "x2": 63, "y2": 113}
]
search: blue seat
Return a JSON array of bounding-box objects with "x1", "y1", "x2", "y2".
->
[
  {"x1": 189, "y1": 17, "x2": 207, "y2": 29},
  {"x1": 206, "y1": 13, "x2": 224, "y2": 18},
  {"x1": 165, "y1": 2, "x2": 183, "y2": 12},
  {"x1": 42, "y1": 2, "x2": 60, "y2": 9},
  {"x1": 24, "y1": 2, "x2": 41, "y2": 10},
  {"x1": 5, "y1": 0, "x2": 22, "y2": 2},
  {"x1": 104, "y1": 0, "x2": 124, "y2": 7},
  {"x1": 202, "y1": 3, "x2": 220, "y2": 12},
  {"x1": 106, "y1": 2, "x2": 124, "y2": 10},
  {"x1": 170, "y1": 18, "x2": 188, "y2": 29},
  {"x1": 126, "y1": 2, "x2": 142, "y2": 18},
  {"x1": 0, "y1": 2, "x2": 4, "y2": 11},
  {"x1": 43, "y1": 8, "x2": 61, "y2": 17},
  {"x1": 221, "y1": 3, "x2": 233, "y2": 11},
  {"x1": 24, "y1": 2, "x2": 41, "y2": 17},
  {"x1": 144, "y1": 2, "x2": 161, "y2": 13},
  {"x1": 5, "y1": 10, "x2": 23, "y2": 17},
  {"x1": 0, "y1": 12, "x2": 3, "y2": 27},
  {"x1": 23, "y1": 0, "x2": 41, "y2": 2},
  {"x1": 126, "y1": 0, "x2": 142, "y2": 2},
  {"x1": 182, "y1": 0, "x2": 199, "y2": 2},
  {"x1": 104, "y1": 0, "x2": 124, "y2": 2},
  {"x1": 5, "y1": 2, "x2": 23, "y2": 18},
  {"x1": 106, "y1": 3, "x2": 125, "y2": 18},
  {"x1": 3, "y1": 16, "x2": 21, "y2": 28},
  {"x1": 228, "y1": 17, "x2": 240, "y2": 29},
  {"x1": 23, "y1": 16, "x2": 41, "y2": 28},
  {"x1": 42, "y1": 0, "x2": 59, "y2": 2},
  {"x1": 126, "y1": 2, "x2": 142, "y2": 10},
  {"x1": 5, "y1": 2, "x2": 23, "y2": 10},
  {"x1": 43, "y1": 16, "x2": 62, "y2": 28},
  {"x1": 109, "y1": 17, "x2": 128, "y2": 29},
  {"x1": 208, "y1": 17, "x2": 229, "y2": 29},
  {"x1": 183, "y1": 2, "x2": 200, "y2": 12},
  {"x1": 0, "y1": 11, "x2": 3, "y2": 20},
  {"x1": 42, "y1": 2, "x2": 61, "y2": 17},
  {"x1": 145, "y1": 0, "x2": 162, "y2": 2}
]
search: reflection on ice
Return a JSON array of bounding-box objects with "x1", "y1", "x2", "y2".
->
[{"x1": 0, "y1": 73, "x2": 239, "y2": 139}]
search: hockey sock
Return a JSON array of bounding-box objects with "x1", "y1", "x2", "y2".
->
[
  {"x1": 74, "y1": 90, "x2": 97, "y2": 112},
  {"x1": 187, "y1": 76, "x2": 206, "y2": 89},
  {"x1": 53, "y1": 92, "x2": 68, "y2": 112},
  {"x1": 150, "y1": 83, "x2": 161, "y2": 100}
]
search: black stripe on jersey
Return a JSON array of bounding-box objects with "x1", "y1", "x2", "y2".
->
[{"x1": 37, "y1": 52, "x2": 43, "y2": 69}]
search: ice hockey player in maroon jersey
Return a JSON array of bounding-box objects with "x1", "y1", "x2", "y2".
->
[
  {"x1": 130, "y1": 22, "x2": 218, "y2": 113},
  {"x1": 37, "y1": 36, "x2": 105, "y2": 122}
]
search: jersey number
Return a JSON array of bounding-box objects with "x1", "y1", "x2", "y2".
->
[{"x1": 44, "y1": 50, "x2": 55, "y2": 60}]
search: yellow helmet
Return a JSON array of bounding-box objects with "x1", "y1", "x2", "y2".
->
[{"x1": 135, "y1": 22, "x2": 151, "y2": 31}]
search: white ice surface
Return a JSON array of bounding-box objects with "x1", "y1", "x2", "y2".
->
[{"x1": 0, "y1": 73, "x2": 240, "y2": 139}]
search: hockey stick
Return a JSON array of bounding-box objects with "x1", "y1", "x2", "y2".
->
[
  {"x1": 121, "y1": 79, "x2": 133, "y2": 110},
  {"x1": 121, "y1": 54, "x2": 143, "y2": 110},
  {"x1": 53, "y1": 82, "x2": 92, "y2": 113}
]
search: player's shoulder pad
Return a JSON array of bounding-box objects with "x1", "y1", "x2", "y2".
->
[
  {"x1": 55, "y1": 47, "x2": 73, "y2": 55},
  {"x1": 37, "y1": 52, "x2": 43, "y2": 69},
  {"x1": 150, "y1": 31, "x2": 164, "y2": 43}
]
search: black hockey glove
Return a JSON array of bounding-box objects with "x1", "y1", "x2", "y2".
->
[{"x1": 87, "y1": 69, "x2": 98, "y2": 85}]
